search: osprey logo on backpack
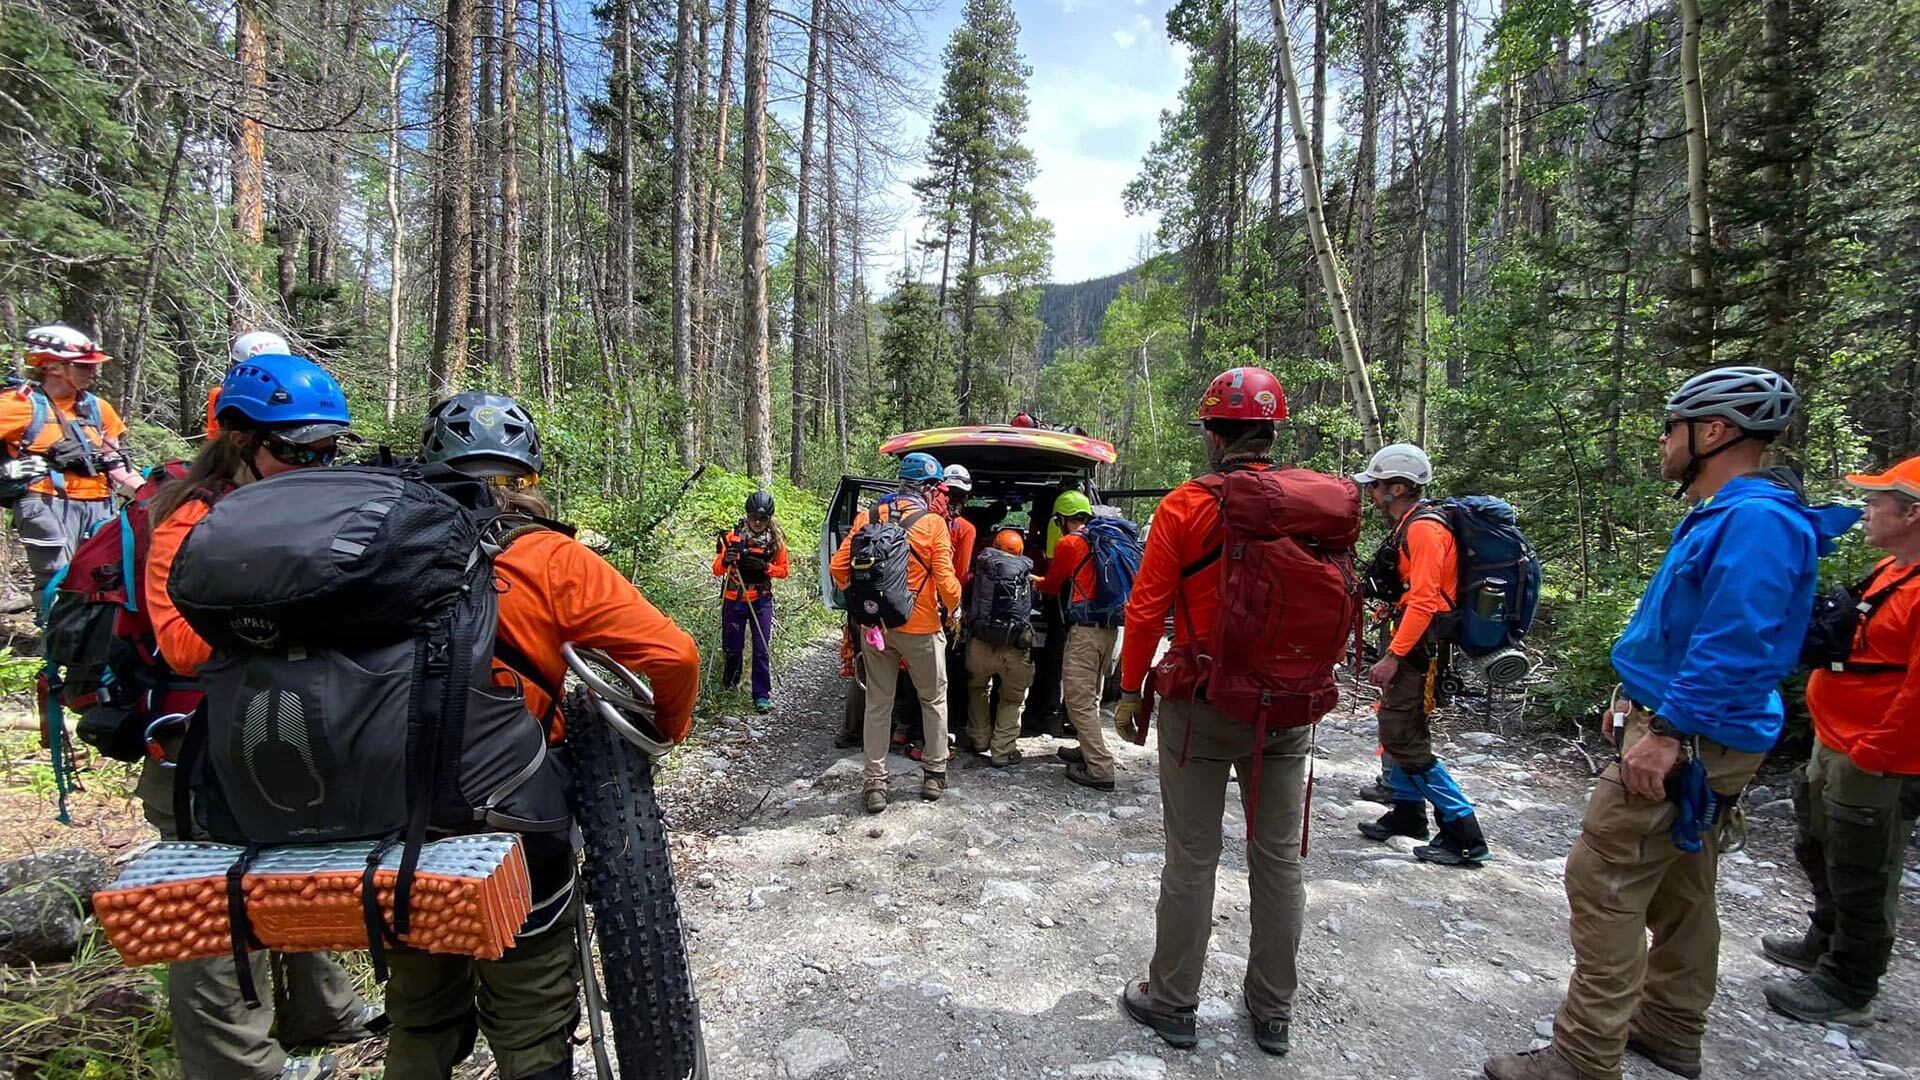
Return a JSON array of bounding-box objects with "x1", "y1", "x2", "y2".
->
[{"x1": 1066, "y1": 514, "x2": 1142, "y2": 628}]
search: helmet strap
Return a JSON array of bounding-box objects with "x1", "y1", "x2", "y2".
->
[{"x1": 1675, "y1": 421, "x2": 1752, "y2": 500}]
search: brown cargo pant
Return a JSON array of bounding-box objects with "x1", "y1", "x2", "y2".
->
[
  {"x1": 135, "y1": 758, "x2": 369, "y2": 1080},
  {"x1": 965, "y1": 637, "x2": 1033, "y2": 762},
  {"x1": 1552, "y1": 708, "x2": 1764, "y2": 1078},
  {"x1": 860, "y1": 627, "x2": 949, "y2": 783},
  {"x1": 1376, "y1": 651, "x2": 1437, "y2": 770},
  {"x1": 1146, "y1": 697, "x2": 1311, "y2": 1025},
  {"x1": 1061, "y1": 624, "x2": 1119, "y2": 780}
]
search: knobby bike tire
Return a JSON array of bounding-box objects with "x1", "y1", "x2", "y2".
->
[{"x1": 565, "y1": 689, "x2": 708, "y2": 1079}]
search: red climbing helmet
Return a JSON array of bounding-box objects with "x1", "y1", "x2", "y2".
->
[
  {"x1": 1196, "y1": 366, "x2": 1288, "y2": 422},
  {"x1": 1010, "y1": 412, "x2": 1037, "y2": 428}
]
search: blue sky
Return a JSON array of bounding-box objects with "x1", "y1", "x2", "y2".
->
[{"x1": 870, "y1": 0, "x2": 1190, "y2": 286}]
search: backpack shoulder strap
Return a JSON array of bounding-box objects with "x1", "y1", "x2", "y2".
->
[
  {"x1": 1179, "y1": 474, "x2": 1231, "y2": 579},
  {"x1": 22, "y1": 388, "x2": 51, "y2": 446},
  {"x1": 492, "y1": 636, "x2": 566, "y2": 716}
]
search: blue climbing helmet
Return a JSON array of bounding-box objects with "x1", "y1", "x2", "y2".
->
[
  {"x1": 216, "y1": 354, "x2": 351, "y2": 443},
  {"x1": 899, "y1": 452, "x2": 942, "y2": 485}
]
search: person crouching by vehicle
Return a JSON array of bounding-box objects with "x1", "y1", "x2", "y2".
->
[
  {"x1": 4, "y1": 324, "x2": 142, "y2": 594},
  {"x1": 966, "y1": 529, "x2": 1036, "y2": 767},
  {"x1": 1484, "y1": 366, "x2": 1860, "y2": 1080},
  {"x1": 1760, "y1": 455, "x2": 1920, "y2": 1026},
  {"x1": 381, "y1": 391, "x2": 702, "y2": 1080},
  {"x1": 830, "y1": 452, "x2": 962, "y2": 813},
  {"x1": 714, "y1": 490, "x2": 789, "y2": 713},
  {"x1": 1353, "y1": 443, "x2": 1491, "y2": 867},
  {"x1": 142, "y1": 354, "x2": 378, "y2": 1080}
]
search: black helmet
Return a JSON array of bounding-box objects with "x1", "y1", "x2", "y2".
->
[
  {"x1": 421, "y1": 391, "x2": 543, "y2": 478},
  {"x1": 745, "y1": 490, "x2": 775, "y2": 517}
]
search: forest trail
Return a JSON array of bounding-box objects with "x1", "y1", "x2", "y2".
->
[{"x1": 658, "y1": 637, "x2": 1920, "y2": 1080}]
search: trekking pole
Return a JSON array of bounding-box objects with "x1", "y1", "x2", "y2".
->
[{"x1": 722, "y1": 564, "x2": 785, "y2": 692}]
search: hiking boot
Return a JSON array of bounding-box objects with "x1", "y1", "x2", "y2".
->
[
  {"x1": 278, "y1": 1055, "x2": 337, "y2": 1080},
  {"x1": 990, "y1": 750, "x2": 1024, "y2": 768},
  {"x1": 863, "y1": 784, "x2": 887, "y2": 814},
  {"x1": 1057, "y1": 745, "x2": 1085, "y2": 764},
  {"x1": 1415, "y1": 812, "x2": 1491, "y2": 867},
  {"x1": 1357, "y1": 777, "x2": 1396, "y2": 805},
  {"x1": 921, "y1": 771, "x2": 948, "y2": 802},
  {"x1": 1764, "y1": 975, "x2": 1874, "y2": 1026},
  {"x1": 1626, "y1": 1027, "x2": 1702, "y2": 1079},
  {"x1": 1358, "y1": 800, "x2": 1429, "y2": 842},
  {"x1": 1065, "y1": 761, "x2": 1116, "y2": 791},
  {"x1": 1252, "y1": 1016, "x2": 1290, "y2": 1056},
  {"x1": 1482, "y1": 1045, "x2": 1589, "y2": 1080},
  {"x1": 833, "y1": 732, "x2": 861, "y2": 750},
  {"x1": 1760, "y1": 930, "x2": 1823, "y2": 973},
  {"x1": 753, "y1": 697, "x2": 772, "y2": 713},
  {"x1": 1120, "y1": 980, "x2": 1197, "y2": 1049},
  {"x1": 317, "y1": 1004, "x2": 387, "y2": 1044}
]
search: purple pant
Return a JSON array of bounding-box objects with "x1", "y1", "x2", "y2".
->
[{"x1": 721, "y1": 594, "x2": 775, "y2": 699}]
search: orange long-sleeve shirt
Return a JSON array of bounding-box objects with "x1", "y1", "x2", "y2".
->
[
  {"x1": 1037, "y1": 530, "x2": 1097, "y2": 605},
  {"x1": 711, "y1": 526, "x2": 791, "y2": 602},
  {"x1": 0, "y1": 387, "x2": 130, "y2": 500},
  {"x1": 149, "y1": 502, "x2": 701, "y2": 744},
  {"x1": 949, "y1": 515, "x2": 977, "y2": 589},
  {"x1": 1121, "y1": 468, "x2": 1275, "y2": 692},
  {"x1": 1807, "y1": 557, "x2": 1920, "y2": 775},
  {"x1": 830, "y1": 497, "x2": 961, "y2": 635},
  {"x1": 1389, "y1": 512, "x2": 1459, "y2": 658}
]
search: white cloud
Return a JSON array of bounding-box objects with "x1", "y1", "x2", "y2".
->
[{"x1": 1112, "y1": 29, "x2": 1137, "y2": 48}]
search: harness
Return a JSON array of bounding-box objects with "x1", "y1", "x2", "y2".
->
[{"x1": 15, "y1": 386, "x2": 107, "y2": 495}]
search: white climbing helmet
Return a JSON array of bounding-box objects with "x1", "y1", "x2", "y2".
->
[{"x1": 1353, "y1": 443, "x2": 1434, "y2": 487}]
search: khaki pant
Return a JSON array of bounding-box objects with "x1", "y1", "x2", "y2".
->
[
  {"x1": 1553, "y1": 709, "x2": 1764, "y2": 1078},
  {"x1": 135, "y1": 759, "x2": 368, "y2": 1079},
  {"x1": 861, "y1": 627, "x2": 949, "y2": 783},
  {"x1": 1147, "y1": 697, "x2": 1310, "y2": 1024},
  {"x1": 966, "y1": 637, "x2": 1033, "y2": 761},
  {"x1": 1791, "y1": 738, "x2": 1920, "y2": 1005},
  {"x1": 383, "y1": 905, "x2": 581, "y2": 1078},
  {"x1": 1377, "y1": 652, "x2": 1436, "y2": 770},
  {"x1": 1061, "y1": 624, "x2": 1119, "y2": 780}
]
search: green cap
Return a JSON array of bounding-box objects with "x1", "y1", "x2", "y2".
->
[{"x1": 1053, "y1": 490, "x2": 1093, "y2": 518}]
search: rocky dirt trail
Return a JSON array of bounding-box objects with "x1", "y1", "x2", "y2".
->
[{"x1": 658, "y1": 636, "x2": 1920, "y2": 1080}]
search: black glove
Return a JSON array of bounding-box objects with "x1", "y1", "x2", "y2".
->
[{"x1": 738, "y1": 553, "x2": 770, "y2": 580}]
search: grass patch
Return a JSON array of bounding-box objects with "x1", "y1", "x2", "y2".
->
[{"x1": 0, "y1": 934, "x2": 175, "y2": 1079}]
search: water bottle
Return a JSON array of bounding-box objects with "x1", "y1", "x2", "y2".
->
[{"x1": 1475, "y1": 582, "x2": 1506, "y2": 621}]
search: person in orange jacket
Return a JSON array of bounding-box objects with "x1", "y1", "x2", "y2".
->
[
  {"x1": 830, "y1": 452, "x2": 962, "y2": 813},
  {"x1": 140, "y1": 354, "x2": 378, "y2": 1080},
  {"x1": 4, "y1": 324, "x2": 143, "y2": 593},
  {"x1": 1033, "y1": 489, "x2": 1118, "y2": 791},
  {"x1": 1762, "y1": 455, "x2": 1920, "y2": 1025},
  {"x1": 1351, "y1": 443, "x2": 1490, "y2": 868},
  {"x1": 943, "y1": 464, "x2": 978, "y2": 589},
  {"x1": 714, "y1": 490, "x2": 790, "y2": 712}
]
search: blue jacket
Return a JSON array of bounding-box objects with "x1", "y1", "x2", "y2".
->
[{"x1": 1611, "y1": 471, "x2": 1860, "y2": 753}]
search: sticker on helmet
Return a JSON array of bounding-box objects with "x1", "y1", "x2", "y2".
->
[
  {"x1": 474, "y1": 405, "x2": 502, "y2": 427},
  {"x1": 1229, "y1": 369, "x2": 1245, "y2": 387},
  {"x1": 1254, "y1": 390, "x2": 1278, "y2": 416}
]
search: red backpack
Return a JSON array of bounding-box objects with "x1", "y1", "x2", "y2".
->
[
  {"x1": 40, "y1": 462, "x2": 204, "y2": 762},
  {"x1": 1155, "y1": 467, "x2": 1362, "y2": 728}
]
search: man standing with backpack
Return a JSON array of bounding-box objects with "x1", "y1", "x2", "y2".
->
[
  {"x1": 1761, "y1": 455, "x2": 1920, "y2": 1026},
  {"x1": 1036, "y1": 490, "x2": 1138, "y2": 791},
  {"x1": 1353, "y1": 443, "x2": 1492, "y2": 867},
  {"x1": 1109, "y1": 367, "x2": 1361, "y2": 1059},
  {"x1": 1485, "y1": 367, "x2": 1860, "y2": 1080},
  {"x1": 965, "y1": 528, "x2": 1036, "y2": 767},
  {"x1": 3, "y1": 325, "x2": 142, "y2": 593},
  {"x1": 830, "y1": 452, "x2": 963, "y2": 813}
]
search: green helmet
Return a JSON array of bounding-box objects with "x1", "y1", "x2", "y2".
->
[{"x1": 1053, "y1": 490, "x2": 1093, "y2": 518}]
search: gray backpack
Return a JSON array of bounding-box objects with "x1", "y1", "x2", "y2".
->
[{"x1": 968, "y1": 548, "x2": 1033, "y2": 648}]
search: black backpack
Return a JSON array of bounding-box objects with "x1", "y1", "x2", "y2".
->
[
  {"x1": 1801, "y1": 562, "x2": 1920, "y2": 674},
  {"x1": 166, "y1": 466, "x2": 570, "y2": 987},
  {"x1": 845, "y1": 499, "x2": 932, "y2": 628},
  {"x1": 968, "y1": 547, "x2": 1034, "y2": 648}
]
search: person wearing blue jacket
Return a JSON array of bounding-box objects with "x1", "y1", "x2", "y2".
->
[{"x1": 1486, "y1": 367, "x2": 1861, "y2": 1080}]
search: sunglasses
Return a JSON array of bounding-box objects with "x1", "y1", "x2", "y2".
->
[
  {"x1": 487, "y1": 472, "x2": 541, "y2": 491},
  {"x1": 263, "y1": 437, "x2": 339, "y2": 467}
]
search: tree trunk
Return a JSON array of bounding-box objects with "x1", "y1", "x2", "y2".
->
[
  {"x1": 430, "y1": 0, "x2": 475, "y2": 396},
  {"x1": 534, "y1": 0, "x2": 555, "y2": 404},
  {"x1": 386, "y1": 49, "x2": 411, "y2": 422},
  {"x1": 1269, "y1": 0, "x2": 1385, "y2": 452},
  {"x1": 823, "y1": 15, "x2": 845, "y2": 461},
  {"x1": 741, "y1": 0, "x2": 773, "y2": 484},
  {"x1": 1311, "y1": 0, "x2": 1326, "y2": 168},
  {"x1": 789, "y1": 0, "x2": 823, "y2": 484},
  {"x1": 470, "y1": 0, "x2": 497, "y2": 372},
  {"x1": 127, "y1": 117, "x2": 191, "y2": 412},
  {"x1": 230, "y1": 0, "x2": 268, "y2": 333},
  {"x1": 614, "y1": 0, "x2": 636, "y2": 343},
  {"x1": 697, "y1": 0, "x2": 740, "y2": 462},
  {"x1": 1442, "y1": 0, "x2": 1463, "y2": 389},
  {"x1": 1356, "y1": 0, "x2": 1380, "y2": 357},
  {"x1": 957, "y1": 209, "x2": 981, "y2": 423},
  {"x1": 671, "y1": 0, "x2": 697, "y2": 468},
  {"x1": 499, "y1": 0, "x2": 522, "y2": 385},
  {"x1": 1679, "y1": 0, "x2": 1713, "y2": 363}
]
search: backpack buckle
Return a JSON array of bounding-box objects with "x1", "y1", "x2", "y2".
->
[{"x1": 424, "y1": 639, "x2": 451, "y2": 674}]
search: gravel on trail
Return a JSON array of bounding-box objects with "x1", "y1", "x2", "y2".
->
[{"x1": 651, "y1": 637, "x2": 1920, "y2": 1080}]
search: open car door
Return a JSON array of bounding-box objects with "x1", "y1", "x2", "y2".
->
[{"x1": 819, "y1": 474, "x2": 894, "y2": 610}]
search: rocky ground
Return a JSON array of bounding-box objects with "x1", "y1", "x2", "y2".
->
[{"x1": 653, "y1": 636, "x2": 1920, "y2": 1080}]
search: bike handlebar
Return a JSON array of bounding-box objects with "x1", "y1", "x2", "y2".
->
[{"x1": 560, "y1": 642, "x2": 676, "y2": 760}]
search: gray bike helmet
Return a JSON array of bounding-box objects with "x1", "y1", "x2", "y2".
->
[
  {"x1": 1666, "y1": 366, "x2": 1798, "y2": 434},
  {"x1": 422, "y1": 391, "x2": 543, "y2": 478}
]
